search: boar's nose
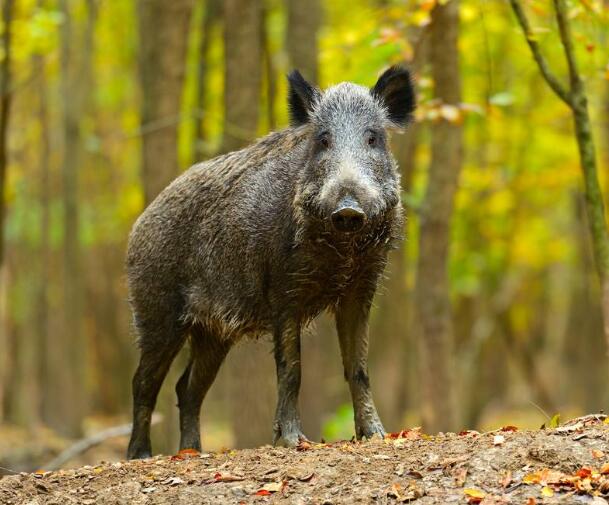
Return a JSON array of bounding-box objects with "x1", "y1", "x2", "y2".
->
[{"x1": 331, "y1": 197, "x2": 366, "y2": 233}]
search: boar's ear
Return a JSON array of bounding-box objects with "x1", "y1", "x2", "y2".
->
[
  {"x1": 370, "y1": 66, "x2": 415, "y2": 127},
  {"x1": 287, "y1": 70, "x2": 320, "y2": 126}
]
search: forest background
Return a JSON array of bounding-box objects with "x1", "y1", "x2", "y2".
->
[{"x1": 1, "y1": 0, "x2": 609, "y2": 471}]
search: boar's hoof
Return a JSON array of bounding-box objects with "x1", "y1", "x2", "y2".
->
[
  {"x1": 273, "y1": 421, "x2": 309, "y2": 448},
  {"x1": 274, "y1": 432, "x2": 309, "y2": 448},
  {"x1": 356, "y1": 421, "x2": 386, "y2": 441},
  {"x1": 127, "y1": 448, "x2": 152, "y2": 460}
]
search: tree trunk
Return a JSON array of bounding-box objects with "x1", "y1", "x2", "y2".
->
[
  {"x1": 137, "y1": 0, "x2": 194, "y2": 203},
  {"x1": 262, "y1": 3, "x2": 277, "y2": 131},
  {"x1": 0, "y1": 0, "x2": 13, "y2": 423},
  {"x1": 414, "y1": 0, "x2": 461, "y2": 433},
  {"x1": 57, "y1": 0, "x2": 97, "y2": 437},
  {"x1": 286, "y1": 0, "x2": 321, "y2": 82},
  {"x1": 221, "y1": 0, "x2": 271, "y2": 447},
  {"x1": 35, "y1": 49, "x2": 52, "y2": 427},
  {"x1": 0, "y1": 0, "x2": 13, "y2": 271},
  {"x1": 221, "y1": 0, "x2": 262, "y2": 154},
  {"x1": 371, "y1": 29, "x2": 427, "y2": 430},
  {"x1": 193, "y1": 0, "x2": 220, "y2": 163}
]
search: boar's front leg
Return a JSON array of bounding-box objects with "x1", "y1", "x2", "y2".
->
[
  {"x1": 272, "y1": 320, "x2": 308, "y2": 447},
  {"x1": 336, "y1": 291, "x2": 385, "y2": 440}
]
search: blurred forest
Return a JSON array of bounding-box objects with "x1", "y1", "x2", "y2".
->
[{"x1": 1, "y1": 0, "x2": 609, "y2": 472}]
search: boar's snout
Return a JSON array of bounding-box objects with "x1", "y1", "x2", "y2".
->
[{"x1": 331, "y1": 196, "x2": 366, "y2": 233}]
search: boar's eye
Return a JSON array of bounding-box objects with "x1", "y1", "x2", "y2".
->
[
  {"x1": 366, "y1": 130, "x2": 379, "y2": 147},
  {"x1": 318, "y1": 131, "x2": 330, "y2": 149}
]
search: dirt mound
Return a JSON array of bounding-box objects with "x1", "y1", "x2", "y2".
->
[{"x1": 2, "y1": 415, "x2": 609, "y2": 504}]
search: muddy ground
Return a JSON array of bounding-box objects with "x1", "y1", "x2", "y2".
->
[{"x1": 2, "y1": 415, "x2": 609, "y2": 504}]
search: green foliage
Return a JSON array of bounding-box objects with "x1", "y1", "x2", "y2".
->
[{"x1": 322, "y1": 404, "x2": 355, "y2": 442}]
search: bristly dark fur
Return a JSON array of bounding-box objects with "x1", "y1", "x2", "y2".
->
[
  {"x1": 287, "y1": 70, "x2": 320, "y2": 126},
  {"x1": 370, "y1": 66, "x2": 415, "y2": 127},
  {"x1": 126, "y1": 69, "x2": 416, "y2": 459}
]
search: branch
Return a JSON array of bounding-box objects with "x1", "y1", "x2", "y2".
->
[
  {"x1": 43, "y1": 413, "x2": 163, "y2": 471},
  {"x1": 553, "y1": 0, "x2": 582, "y2": 97},
  {"x1": 508, "y1": 0, "x2": 573, "y2": 107}
]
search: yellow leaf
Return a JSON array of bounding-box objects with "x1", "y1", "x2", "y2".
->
[
  {"x1": 261, "y1": 481, "x2": 283, "y2": 493},
  {"x1": 523, "y1": 473, "x2": 541, "y2": 484},
  {"x1": 549, "y1": 413, "x2": 561, "y2": 428},
  {"x1": 541, "y1": 486, "x2": 554, "y2": 497},
  {"x1": 463, "y1": 488, "x2": 486, "y2": 498}
]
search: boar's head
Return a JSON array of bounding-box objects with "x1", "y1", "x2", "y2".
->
[{"x1": 290, "y1": 67, "x2": 415, "y2": 236}]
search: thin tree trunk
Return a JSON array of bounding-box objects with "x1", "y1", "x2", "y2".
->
[
  {"x1": 0, "y1": 0, "x2": 14, "y2": 422},
  {"x1": 372, "y1": 29, "x2": 427, "y2": 429},
  {"x1": 262, "y1": 3, "x2": 277, "y2": 131},
  {"x1": 286, "y1": 0, "x2": 320, "y2": 82},
  {"x1": 0, "y1": 0, "x2": 13, "y2": 270},
  {"x1": 137, "y1": 0, "x2": 194, "y2": 203},
  {"x1": 193, "y1": 0, "x2": 219, "y2": 163},
  {"x1": 415, "y1": 0, "x2": 461, "y2": 433},
  {"x1": 221, "y1": 0, "x2": 262, "y2": 153},
  {"x1": 510, "y1": 0, "x2": 609, "y2": 364},
  {"x1": 221, "y1": 0, "x2": 270, "y2": 447},
  {"x1": 57, "y1": 0, "x2": 97, "y2": 437},
  {"x1": 35, "y1": 49, "x2": 52, "y2": 427}
]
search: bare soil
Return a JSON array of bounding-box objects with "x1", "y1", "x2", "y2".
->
[{"x1": 2, "y1": 415, "x2": 609, "y2": 504}]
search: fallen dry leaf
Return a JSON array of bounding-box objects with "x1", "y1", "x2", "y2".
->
[
  {"x1": 296, "y1": 440, "x2": 313, "y2": 451},
  {"x1": 452, "y1": 466, "x2": 468, "y2": 487},
  {"x1": 577, "y1": 467, "x2": 593, "y2": 479},
  {"x1": 464, "y1": 488, "x2": 486, "y2": 504},
  {"x1": 500, "y1": 470, "x2": 512, "y2": 489},
  {"x1": 260, "y1": 481, "x2": 283, "y2": 492},
  {"x1": 213, "y1": 472, "x2": 244, "y2": 483},
  {"x1": 171, "y1": 448, "x2": 200, "y2": 461}
]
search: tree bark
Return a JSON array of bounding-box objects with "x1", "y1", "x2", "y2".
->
[
  {"x1": 286, "y1": 0, "x2": 321, "y2": 83},
  {"x1": 221, "y1": 0, "x2": 262, "y2": 153},
  {"x1": 193, "y1": 0, "x2": 220, "y2": 163},
  {"x1": 35, "y1": 50, "x2": 52, "y2": 427},
  {"x1": 262, "y1": 3, "x2": 277, "y2": 131},
  {"x1": 0, "y1": 0, "x2": 13, "y2": 270},
  {"x1": 220, "y1": 0, "x2": 271, "y2": 447},
  {"x1": 137, "y1": 0, "x2": 194, "y2": 203},
  {"x1": 57, "y1": 0, "x2": 97, "y2": 437},
  {"x1": 414, "y1": 0, "x2": 461, "y2": 433},
  {"x1": 0, "y1": 0, "x2": 13, "y2": 423}
]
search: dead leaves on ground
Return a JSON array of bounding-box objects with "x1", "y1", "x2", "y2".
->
[
  {"x1": 522, "y1": 464, "x2": 609, "y2": 500},
  {"x1": 387, "y1": 481, "x2": 424, "y2": 502}
]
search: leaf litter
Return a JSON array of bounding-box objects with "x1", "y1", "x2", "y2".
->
[{"x1": 1, "y1": 414, "x2": 609, "y2": 504}]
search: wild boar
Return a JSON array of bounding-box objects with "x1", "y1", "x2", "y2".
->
[{"x1": 126, "y1": 66, "x2": 415, "y2": 459}]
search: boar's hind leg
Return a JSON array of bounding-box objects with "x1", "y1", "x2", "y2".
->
[
  {"x1": 335, "y1": 291, "x2": 385, "y2": 440},
  {"x1": 127, "y1": 320, "x2": 188, "y2": 460},
  {"x1": 272, "y1": 321, "x2": 308, "y2": 447},
  {"x1": 176, "y1": 324, "x2": 231, "y2": 452}
]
